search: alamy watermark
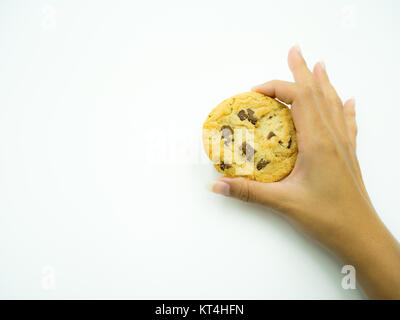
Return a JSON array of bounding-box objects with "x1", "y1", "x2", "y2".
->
[
  {"x1": 341, "y1": 5, "x2": 357, "y2": 30},
  {"x1": 341, "y1": 265, "x2": 356, "y2": 290},
  {"x1": 41, "y1": 265, "x2": 56, "y2": 291},
  {"x1": 41, "y1": 5, "x2": 57, "y2": 32}
]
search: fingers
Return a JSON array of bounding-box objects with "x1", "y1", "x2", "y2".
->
[
  {"x1": 286, "y1": 47, "x2": 327, "y2": 131},
  {"x1": 312, "y1": 61, "x2": 358, "y2": 152},
  {"x1": 252, "y1": 80, "x2": 297, "y2": 105},
  {"x1": 253, "y1": 46, "x2": 315, "y2": 101},
  {"x1": 343, "y1": 98, "x2": 357, "y2": 149},
  {"x1": 209, "y1": 176, "x2": 284, "y2": 208},
  {"x1": 252, "y1": 79, "x2": 312, "y2": 143},
  {"x1": 252, "y1": 46, "x2": 350, "y2": 151},
  {"x1": 313, "y1": 61, "x2": 349, "y2": 135},
  {"x1": 252, "y1": 53, "x2": 325, "y2": 141},
  {"x1": 287, "y1": 45, "x2": 314, "y2": 84},
  {"x1": 313, "y1": 61, "x2": 343, "y2": 109}
]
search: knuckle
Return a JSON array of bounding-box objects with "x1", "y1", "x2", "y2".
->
[
  {"x1": 299, "y1": 84, "x2": 314, "y2": 98},
  {"x1": 314, "y1": 86, "x2": 325, "y2": 99},
  {"x1": 237, "y1": 179, "x2": 251, "y2": 202},
  {"x1": 346, "y1": 108, "x2": 356, "y2": 117},
  {"x1": 267, "y1": 80, "x2": 279, "y2": 88},
  {"x1": 247, "y1": 183, "x2": 258, "y2": 203},
  {"x1": 308, "y1": 81, "x2": 319, "y2": 93},
  {"x1": 326, "y1": 92, "x2": 342, "y2": 106}
]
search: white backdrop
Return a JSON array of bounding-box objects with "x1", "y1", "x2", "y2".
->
[{"x1": 0, "y1": 0, "x2": 399, "y2": 299}]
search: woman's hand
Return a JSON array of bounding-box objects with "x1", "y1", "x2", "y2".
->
[{"x1": 210, "y1": 46, "x2": 400, "y2": 299}]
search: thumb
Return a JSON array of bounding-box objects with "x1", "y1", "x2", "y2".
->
[{"x1": 209, "y1": 176, "x2": 284, "y2": 207}]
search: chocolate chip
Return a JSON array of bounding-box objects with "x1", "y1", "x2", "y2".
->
[
  {"x1": 287, "y1": 137, "x2": 292, "y2": 149},
  {"x1": 221, "y1": 125, "x2": 233, "y2": 137},
  {"x1": 267, "y1": 131, "x2": 276, "y2": 139},
  {"x1": 220, "y1": 125, "x2": 233, "y2": 146},
  {"x1": 237, "y1": 110, "x2": 248, "y2": 121},
  {"x1": 240, "y1": 142, "x2": 255, "y2": 161},
  {"x1": 247, "y1": 108, "x2": 258, "y2": 125},
  {"x1": 220, "y1": 161, "x2": 232, "y2": 171},
  {"x1": 225, "y1": 137, "x2": 232, "y2": 146},
  {"x1": 248, "y1": 118, "x2": 257, "y2": 125},
  {"x1": 256, "y1": 159, "x2": 270, "y2": 170}
]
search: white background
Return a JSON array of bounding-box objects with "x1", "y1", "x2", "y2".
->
[{"x1": 0, "y1": 0, "x2": 399, "y2": 299}]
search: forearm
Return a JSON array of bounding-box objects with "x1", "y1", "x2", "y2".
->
[{"x1": 334, "y1": 213, "x2": 400, "y2": 299}]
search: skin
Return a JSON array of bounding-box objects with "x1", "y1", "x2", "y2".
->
[{"x1": 210, "y1": 46, "x2": 400, "y2": 299}]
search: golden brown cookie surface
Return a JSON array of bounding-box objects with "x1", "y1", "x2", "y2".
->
[{"x1": 202, "y1": 92, "x2": 297, "y2": 182}]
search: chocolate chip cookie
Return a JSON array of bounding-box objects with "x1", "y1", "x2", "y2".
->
[{"x1": 202, "y1": 92, "x2": 297, "y2": 182}]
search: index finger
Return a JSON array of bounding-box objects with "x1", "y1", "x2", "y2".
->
[{"x1": 252, "y1": 80, "x2": 296, "y2": 105}]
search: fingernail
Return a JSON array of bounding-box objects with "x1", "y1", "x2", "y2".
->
[
  {"x1": 293, "y1": 44, "x2": 302, "y2": 56},
  {"x1": 319, "y1": 61, "x2": 326, "y2": 71},
  {"x1": 207, "y1": 180, "x2": 230, "y2": 196},
  {"x1": 345, "y1": 97, "x2": 356, "y2": 108}
]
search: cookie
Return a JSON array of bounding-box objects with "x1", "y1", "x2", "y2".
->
[{"x1": 202, "y1": 92, "x2": 297, "y2": 183}]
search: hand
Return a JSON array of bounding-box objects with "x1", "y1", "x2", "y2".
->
[{"x1": 210, "y1": 46, "x2": 400, "y2": 299}]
